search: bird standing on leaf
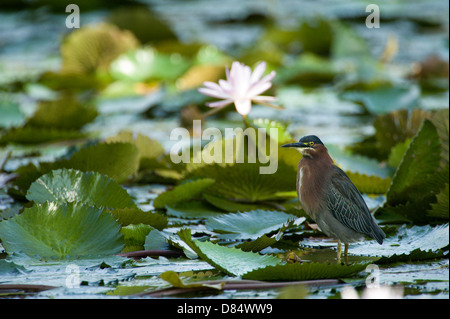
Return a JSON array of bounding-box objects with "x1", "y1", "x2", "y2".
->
[{"x1": 282, "y1": 135, "x2": 385, "y2": 262}]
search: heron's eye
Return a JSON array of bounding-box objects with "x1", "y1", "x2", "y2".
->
[{"x1": 309, "y1": 141, "x2": 315, "y2": 146}]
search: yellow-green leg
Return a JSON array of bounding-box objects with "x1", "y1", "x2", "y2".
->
[
  {"x1": 344, "y1": 243, "x2": 349, "y2": 264},
  {"x1": 337, "y1": 240, "x2": 342, "y2": 263}
]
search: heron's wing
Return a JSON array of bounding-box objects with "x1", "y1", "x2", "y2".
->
[{"x1": 326, "y1": 166, "x2": 385, "y2": 243}]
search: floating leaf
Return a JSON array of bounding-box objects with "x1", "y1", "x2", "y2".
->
[
  {"x1": 8, "y1": 142, "x2": 137, "y2": 197},
  {"x1": 386, "y1": 120, "x2": 441, "y2": 208},
  {"x1": 251, "y1": 118, "x2": 292, "y2": 144},
  {"x1": 235, "y1": 235, "x2": 278, "y2": 253},
  {"x1": 111, "y1": 207, "x2": 167, "y2": 230},
  {"x1": 348, "y1": 224, "x2": 449, "y2": 257},
  {"x1": 349, "y1": 109, "x2": 431, "y2": 160},
  {"x1": 61, "y1": 23, "x2": 139, "y2": 74},
  {"x1": 120, "y1": 223, "x2": 153, "y2": 252},
  {"x1": 25, "y1": 96, "x2": 97, "y2": 130},
  {"x1": 66, "y1": 142, "x2": 140, "y2": 184},
  {"x1": 188, "y1": 239, "x2": 281, "y2": 277},
  {"x1": 202, "y1": 193, "x2": 271, "y2": 212},
  {"x1": 387, "y1": 139, "x2": 412, "y2": 168},
  {"x1": 0, "y1": 127, "x2": 85, "y2": 146},
  {"x1": 26, "y1": 169, "x2": 136, "y2": 209},
  {"x1": 277, "y1": 53, "x2": 337, "y2": 85},
  {"x1": 0, "y1": 98, "x2": 25, "y2": 129},
  {"x1": 188, "y1": 159, "x2": 298, "y2": 203},
  {"x1": 0, "y1": 202, "x2": 124, "y2": 259},
  {"x1": 109, "y1": 47, "x2": 190, "y2": 82},
  {"x1": 160, "y1": 270, "x2": 223, "y2": 290},
  {"x1": 165, "y1": 201, "x2": 223, "y2": 219},
  {"x1": 144, "y1": 228, "x2": 170, "y2": 250},
  {"x1": 205, "y1": 210, "x2": 296, "y2": 240},
  {"x1": 153, "y1": 178, "x2": 215, "y2": 209},
  {"x1": 342, "y1": 85, "x2": 420, "y2": 114},
  {"x1": 428, "y1": 183, "x2": 449, "y2": 220},
  {"x1": 242, "y1": 262, "x2": 367, "y2": 281},
  {"x1": 108, "y1": 6, "x2": 177, "y2": 44},
  {"x1": 105, "y1": 130, "x2": 165, "y2": 169},
  {"x1": 345, "y1": 171, "x2": 391, "y2": 195}
]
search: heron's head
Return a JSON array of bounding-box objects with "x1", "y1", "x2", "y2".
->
[{"x1": 281, "y1": 135, "x2": 326, "y2": 158}]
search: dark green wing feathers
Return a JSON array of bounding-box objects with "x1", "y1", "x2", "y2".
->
[{"x1": 327, "y1": 166, "x2": 385, "y2": 244}]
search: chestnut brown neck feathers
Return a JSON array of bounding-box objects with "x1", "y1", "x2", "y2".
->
[{"x1": 297, "y1": 144, "x2": 334, "y2": 216}]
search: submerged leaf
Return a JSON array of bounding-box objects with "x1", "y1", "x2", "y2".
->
[{"x1": 0, "y1": 202, "x2": 123, "y2": 259}]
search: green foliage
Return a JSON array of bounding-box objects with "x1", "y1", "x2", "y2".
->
[
  {"x1": 205, "y1": 210, "x2": 296, "y2": 240},
  {"x1": 61, "y1": 23, "x2": 139, "y2": 74},
  {"x1": 26, "y1": 168, "x2": 137, "y2": 209},
  {"x1": 109, "y1": 47, "x2": 190, "y2": 82},
  {"x1": 153, "y1": 178, "x2": 215, "y2": 209},
  {"x1": 0, "y1": 127, "x2": 85, "y2": 145},
  {"x1": 111, "y1": 208, "x2": 167, "y2": 230},
  {"x1": 165, "y1": 201, "x2": 223, "y2": 219},
  {"x1": 345, "y1": 171, "x2": 391, "y2": 195},
  {"x1": 180, "y1": 230, "x2": 281, "y2": 277},
  {"x1": 120, "y1": 223, "x2": 154, "y2": 252},
  {"x1": 382, "y1": 120, "x2": 446, "y2": 223},
  {"x1": 25, "y1": 96, "x2": 98, "y2": 130},
  {"x1": 66, "y1": 142, "x2": 140, "y2": 183},
  {"x1": 242, "y1": 262, "x2": 367, "y2": 281},
  {"x1": 0, "y1": 202, "x2": 124, "y2": 259}
]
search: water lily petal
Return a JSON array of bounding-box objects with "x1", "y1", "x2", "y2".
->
[
  {"x1": 206, "y1": 100, "x2": 233, "y2": 108},
  {"x1": 198, "y1": 87, "x2": 230, "y2": 99},
  {"x1": 250, "y1": 62, "x2": 266, "y2": 84},
  {"x1": 252, "y1": 95, "x2": 277, "y2": 102},
  {"x1": 234, "y1": 99, "x2": 252, "y2": 116},
  {"x1": 247, "y1": 81, "x2": 272, "y2": 98}
]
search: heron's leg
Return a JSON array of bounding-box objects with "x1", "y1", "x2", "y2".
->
[
  {"x1": 344, "y1": 243, "x2": 349, "y2": 265},
  {"x1": 337, "y1": 240, "x2": 342, "y2": 263}
]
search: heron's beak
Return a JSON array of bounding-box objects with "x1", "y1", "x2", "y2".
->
[{"x1": 281, "y1": 142, "x2": 308, "y2": 148}]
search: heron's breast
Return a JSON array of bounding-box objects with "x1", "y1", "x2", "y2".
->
[{"x1": 297, "y1": 161, "x2": 329, "y2": 217}]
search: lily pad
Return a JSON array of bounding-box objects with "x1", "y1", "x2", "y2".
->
[
  {"x1": 384, "y1": 119, "x2": 443, "y2": 222},
  {"x1": 153, "y1": 178, "x2": 215, "y2": 209},
  {"x1": 0, "y1": 202, "x2": 124, "y2": 259},
  {"x1": 242, "y1": 262, "x2": 367, "y2": 281},
  {"x1": 109, "y1": 47, "x2": 190, "y2": 82},
  {"x1": 205, "y1": 210, "x2": 297, "y2": 240},
  {"x1": 120, "y1": 223, "x2": 153, "y2": 252},
  {"x1": 61, "y1": 23, "x2": 139, "y2": 74},
  {"x1": 190, "y1": 240, "x2": 281, "y2": 277},
  {"x1": 165, "y1": 201, "x2": 223, "y2": 219},
  {"x1": 26, "y1": 169, "x2": 137, "y2": 209},
  {"x1": 342, "y1": 85, "x2": 420, "y2": 114},
  {"x1": 25, "y1": 96, "x2": 97, "y2": 130},
  {"x1": 66, "y1": 142, "x2": 140, "y2": 184}
]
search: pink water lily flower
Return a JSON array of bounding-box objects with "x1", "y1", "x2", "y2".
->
[{"x1": 198, "y1": 61, "x2": 278, "y2": 116}]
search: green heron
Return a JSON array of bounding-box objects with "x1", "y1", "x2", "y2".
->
[{"x1": 282, "y1": 135, "x2": 385, "y2": 262}]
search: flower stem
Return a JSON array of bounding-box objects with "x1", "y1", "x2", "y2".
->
[{"x1": 242, "y1": 115, "x2": 251, "y2": 128}]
